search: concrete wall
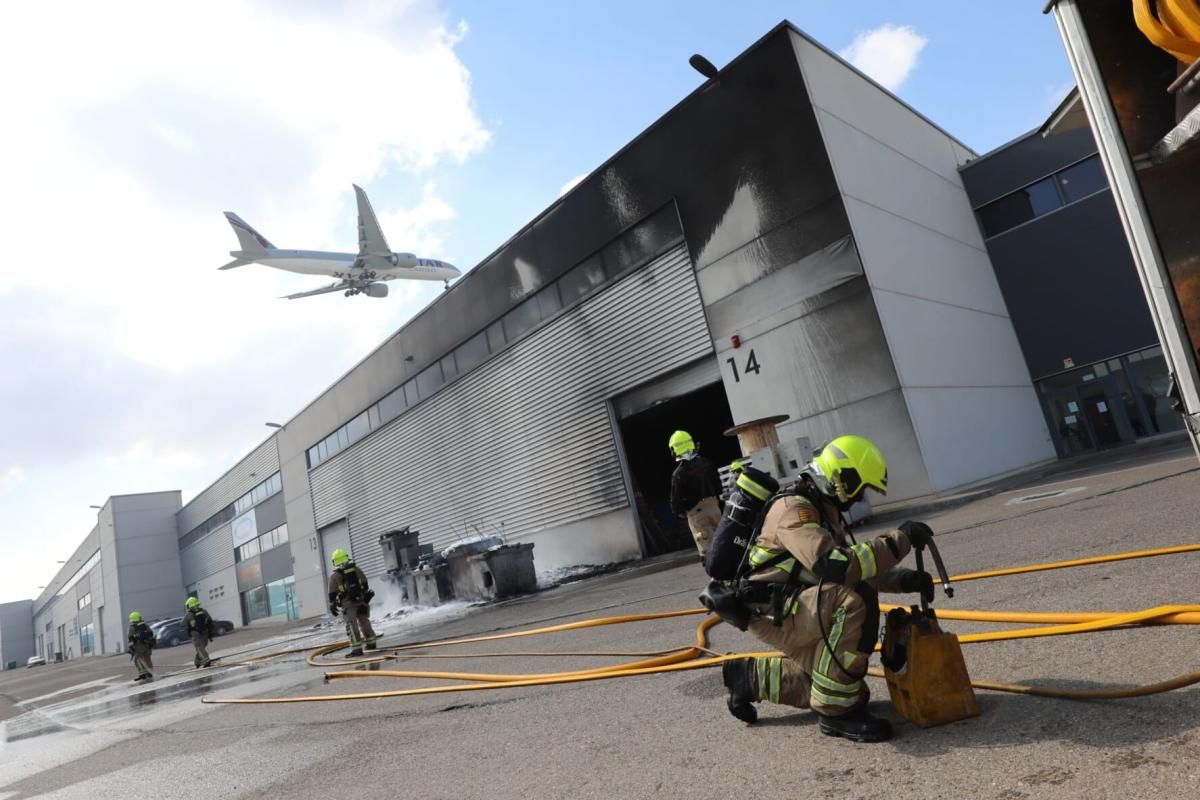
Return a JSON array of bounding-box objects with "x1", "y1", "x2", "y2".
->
[
  {"x1": 792, "y1": 32, "x2": 1056, "y2": 491},
  {"x1": 0, "y1": 600, "x2": 34, "y2": 668},
  {"x1": 193, "y1": 565, "x2": 241, "y2": 625},
  {"x1": 114, "y1": 492, "x2": 185, "y2": 627}
]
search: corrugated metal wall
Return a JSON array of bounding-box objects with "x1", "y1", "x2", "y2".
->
[
  {"x1": 309, "y1": 245, "x2": 710, "y2": 576},
  {"x1": 177, "y1": 440, "x2": 279, "y2": 537},
  {"x1": 180, "y1": 523, "x2": 234, "y2": 586}
]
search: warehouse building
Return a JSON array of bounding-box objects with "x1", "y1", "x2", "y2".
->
[
  {"x1": 174, "y1": 21, "x2": 1057, "y2": 625},
  {"x1": 25, "y1": 23, "x2": 1184, "y2": 638},
  {"x1": 0, "y1": 600, "x2": 35, "y2": 669},
  {"x1": 958, "y1": 92, "x2": 1186, "y2": 456},
  {"x1": 30, "y1": 492, "x2": 182, "y2": 660}
]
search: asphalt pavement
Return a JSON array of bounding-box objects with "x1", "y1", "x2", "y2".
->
[{"x1": 1, "y1": 442, "x2": 1198, "y2": 799}]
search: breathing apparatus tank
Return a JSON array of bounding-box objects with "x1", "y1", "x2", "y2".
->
[{"x1": 703, "y1": 465, "x2": 780, "y2": 581}]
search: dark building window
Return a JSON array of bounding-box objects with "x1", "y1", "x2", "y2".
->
[
  {"x1": 978, "y1": 178, "x2": 1061, "y2": 237},
  {"x1": 976, "y1": 156, "x2": 1109, "y2": 239},
  {"x1": 1056, "y1": 155, "x2": 1106, "y2": 203},
  {"x1": 415, "y1": 363, "x2": 444, "y2": 399}
]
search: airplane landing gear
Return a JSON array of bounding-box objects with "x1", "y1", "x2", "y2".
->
[{"x1": 443, "y1": 280, "x2": 450, "y2": 291}]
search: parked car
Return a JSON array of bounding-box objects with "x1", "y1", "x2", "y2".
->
[
  {"x1": 153, "y1": 616, "x2": 234, "y2": 647},
  {"x1": 26, "y1": 655, "x2": 46, "y2": 668}
]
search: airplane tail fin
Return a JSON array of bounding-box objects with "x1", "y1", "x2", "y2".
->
[{"x1": 224, "y1": 212, "x2": 276, "y2": 253}]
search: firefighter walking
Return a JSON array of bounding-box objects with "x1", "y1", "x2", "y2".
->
[
  {"x1": 183, "y1": 596, "x2": 215, "y2": 668},
  {"x1": 127, "y1": 612, "x2": 155, "y2": 682},
  {"x1": 668, "y1": 430, "x2": 723, "y2": 557},
  {"x1": 720, "y1": 435, "x2": 935, "y2": 742},
  {"x1": 328, "y1": 549, "x2": 378, "y2": 657}
]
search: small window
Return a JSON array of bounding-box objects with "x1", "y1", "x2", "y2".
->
[
  {"x1": 378, "y1": 387, "x2": 406, "y2": 424},
  {"x1": 486, "y1": 320, "x2": 505, "y2": 353},
  {"x1": 368, "y1": 405, "x2": 381, "y2": 430},
  {"x1": 307, "y1": 446, "x2": 320, "y2": 469},
  {"x1": 977, "y1": 177, "x2": 1062, "y2": 238},
  {"x1": 336, "y1": 427, "x2": 350, "y2": 451},
  {"x1": 535, "y1": 283, "x2": 562, "y2": 319},
  {"x1": 269, "y1": 473, "x2": 282, "y2": 495},
  {"x1": 455, "y1": 331, "x2": 490, "y2": 374},
  {"x1": 416, "y1": 363, "x2": 444, "y2": 399},
  {"x1": 1056, "y1": 156, "x2": 1106, "y2": 203},
  {"x1": 317, "y1": 440, "x2": 329, "y2": 463},
  {"x1": 237, "y1": 539, "x2": 260, "y2": 561},
  {"x1": 558, "y1": 255, "x2": 606, "y2": 303},
  {"x1": 275, "y1": 524, "x2": 288, "y2": 544},
  {"x1": 346, "y1": 412, "x2": 370, "y2": 445},
  {"x1": 440, "y1": 353, "x2": 458, "y2": 382},
  {"x1": 402, "y1": 380, "x2": 418, "y2": 407},
  {"x1": 502, "y1": 297, "x2": 541, "y2": 342}
]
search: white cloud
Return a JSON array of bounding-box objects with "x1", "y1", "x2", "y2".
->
[
  {"x1": 839, "y1": 24, "x2": 928, "y2": 92},
  {"x1": 559, "y1": 173, "x2": 587, "y2": 197},
  {"x1": 1, "y1": 467, "x2": 26, "y2": 492},
  {"x1": 0, "y1": 1, "x2": 491, "y2": 602}
]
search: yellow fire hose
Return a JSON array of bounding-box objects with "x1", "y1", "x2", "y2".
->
[
  {"x1": 203, "y1": 544, "x2": 1200, "y2": 705},
  {"x1": 1135, "y1": 0, "x2": 1200, "y2": 62}
]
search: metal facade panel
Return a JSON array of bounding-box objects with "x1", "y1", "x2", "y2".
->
[
  {"x1": 309, "y1": 246, "x2": 709, "y2": 576},
  {"x1": 177, "y1": 439, "x2": 279, "y2": 536},
  {"x1": 180, "y1": 523, "x2": 235, "y2": 586}
]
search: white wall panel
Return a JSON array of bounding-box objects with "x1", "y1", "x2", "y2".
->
[{"x1": 904, "y1": 387, "x2": 1055, "y2": 491}]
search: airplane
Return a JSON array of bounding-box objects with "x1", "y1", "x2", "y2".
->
[{"x1": 220, "y1": 185, "x2": 461, "y2": 299}]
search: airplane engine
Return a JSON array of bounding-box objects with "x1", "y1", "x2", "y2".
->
[
  {"x1": 388, "y1": 252, "x2": 417, "y2": 269},
  {"x1": 363, "y1": 283, "x2": 389, "y2": 298}
]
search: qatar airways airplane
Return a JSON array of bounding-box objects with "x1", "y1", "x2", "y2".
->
[{"x1": 220, "y1": 185, "x2": 461, "y2": 299}]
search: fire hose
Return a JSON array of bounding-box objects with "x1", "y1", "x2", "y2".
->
[{"x1": 202, "y1": 543, "x2": 1200, "y2": 705}]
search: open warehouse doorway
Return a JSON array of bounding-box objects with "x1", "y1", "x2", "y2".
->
[{"x1": 613, "y1": 361, "x2": 741, "y2": 556}]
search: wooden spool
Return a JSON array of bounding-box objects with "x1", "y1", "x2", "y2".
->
[{"x1": 723, "y1": 414, "x2": 790, "y2": 457}]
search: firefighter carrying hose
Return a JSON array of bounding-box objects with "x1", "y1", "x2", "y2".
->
[
  {"x1": 127, "y1": 611, "x2": 155, "y2": 682},
  {"x1": 183, "y1": 596, "x2": 216, "y2": 668},
  {"x1": 328, "y1": 549, "x2": 379, "y2": 657},
  {"x1": 668, "y1": 430, "x2": 723, "y2": 558},
  {"x1": 716, "y1": 435, "x2": 935, "y2": 742}
]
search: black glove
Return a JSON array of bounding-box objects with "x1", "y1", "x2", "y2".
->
[
  {"x1": 898, "y1": 520, "x2": 935, "y2": 551},
  {"x1": 364, "y1": 589, "x2": 375, "y2": 603},
  {"x1": 898, "y1": 569, "x2": 935, "y2": 604},
  {"x1": 329, "y1": 606, "x2": 340, "y2": 617}
]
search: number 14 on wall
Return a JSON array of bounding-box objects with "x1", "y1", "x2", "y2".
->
[{"x1": 726, "y1": 349, "x2": 761, "y2": 383}]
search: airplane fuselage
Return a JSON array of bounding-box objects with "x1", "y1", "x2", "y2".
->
[{"x1": 239, "y1": 249, "x2": 460, "y2": 283}]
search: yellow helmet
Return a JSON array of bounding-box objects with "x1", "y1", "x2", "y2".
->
[
  {"x1": 186, "y1": 597, "x2": 200, "y2": 609},
  {"x1": 331, "y1": 548, "x2": 350, "y2": 567},
  {"x1": 812, "y1": 435, "x2": 888, "y2": 503},
  {"x1": 668, "y1": 430, "x2": 696, "y2": 458},
  {"x1": 129, "y1": 611, "x2": 142, "y2": 623}
]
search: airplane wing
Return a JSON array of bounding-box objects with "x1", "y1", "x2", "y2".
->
[
  {"x1": 281, "y1": 280, "x2": 352, "y2": 300},
  {"x1": 353, "y1": 184, "x2": 392, "y2": 258}
]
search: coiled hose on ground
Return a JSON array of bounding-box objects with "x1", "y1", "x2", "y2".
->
[{"x1": 201, "y1": 543, "x2": 1200, "y2": 705}]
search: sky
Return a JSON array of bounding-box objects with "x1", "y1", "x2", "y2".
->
[{"x1": 0, "y1": 1, "x2": 1072, "y2": 604}]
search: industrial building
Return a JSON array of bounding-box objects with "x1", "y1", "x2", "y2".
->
[
  {"x1": 14, "y1": 23, "x2": 1185, "y2": 648},
  {"x1": 0, "y1": 600, "x2": 35, "y2": 669},
  {"x1": 28, "y1": 492, "x2": 182, "y2": 660}
]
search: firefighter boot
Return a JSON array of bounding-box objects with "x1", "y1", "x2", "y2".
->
[
  {"x1": 345, "y1": 649, "x2": 364, "y2": 658},
  {"x1": 816, "y1": 706, "x2": 893, "y2": 743},
  {"x1": 722, "y1": 659, "x2": 758, "y2": 724}
]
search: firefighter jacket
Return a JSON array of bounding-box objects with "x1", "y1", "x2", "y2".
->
[
  {"x1": 328, "y1": 563, "x2": 371, "y2": 610},
  {"x1": 184, "y1": 607, "x2": 215, "y2": 638},
  {"x1": 127, "y1": 621, "x2": 155, "y2": 650},
  {"x1": 669, "y1": 455, "x2": 722, "y2": 515},
  {"x1": 746, "y1": 492, "x2": 913, "y2": 594}
]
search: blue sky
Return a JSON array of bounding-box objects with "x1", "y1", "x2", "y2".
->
[{"x1": 0, "y1": 1, "x2": 1072, "y2": 604}]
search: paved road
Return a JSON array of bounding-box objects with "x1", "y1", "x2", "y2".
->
[{"x1": 1, "y1": 447, "x2": 1198, "y2": 799}]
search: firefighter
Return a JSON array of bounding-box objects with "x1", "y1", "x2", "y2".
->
[
  {"x1": 720, "y1": 435, "x2": 935, "y2": 742},
  {"x1": 183, "y1": 596, "x2": 215, "y2": 668},
  {"x1": 328, "y1": 549, "x2": 378, "y2": 657},
  {"x1": 127, "y1": 611, "x2": 155, "y2": 682},
  {"x1": 668, "y1": 430, "x2": 723, "y2": 557}
]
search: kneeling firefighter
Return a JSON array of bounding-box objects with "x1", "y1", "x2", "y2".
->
[
  {"x1": 700, "y1": 435, "x2": 935, "y2": 742},
  {"x1": 328, "y1": 549, "x2": 379, "y2": 657}
]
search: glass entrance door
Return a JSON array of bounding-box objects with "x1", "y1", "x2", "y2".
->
[{"x1": 1075, "y1": 377, "x2": 1135, "y2": 449}]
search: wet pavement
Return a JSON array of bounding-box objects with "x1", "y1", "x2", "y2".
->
[{"x1": 0, "y1": 443, "x2": 1197, "y2": 799}]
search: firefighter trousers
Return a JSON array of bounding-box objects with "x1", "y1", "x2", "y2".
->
[
  {"x1": 685, "y1": 496, "x2": 721, "y2": 557},
  {"x1": 342, "y1": 600, "x2": 377, "y2": 649},
  {"x1": 746, "y1": 581, "x2": 879, "y2": 717},
  {"x1": 132, "y1": 645, "x2": 154, "y2": 678},
  {"x1": 191, "y1": 633, "x2": 211, "y2": 667}
]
